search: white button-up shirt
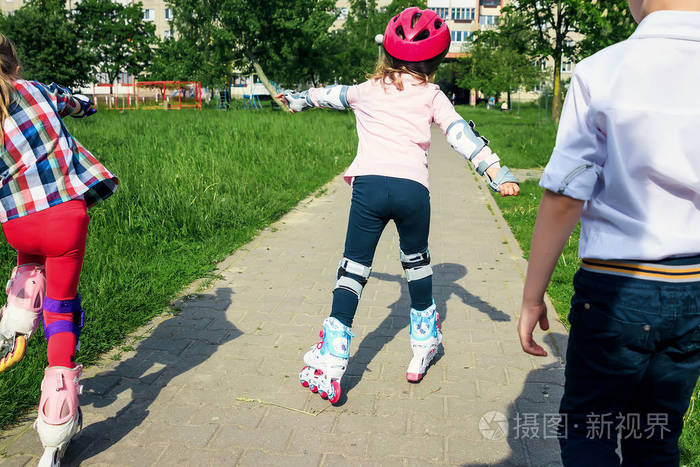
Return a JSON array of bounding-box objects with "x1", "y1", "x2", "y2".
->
[{"x1": 540, "y1": 10, "x2": 700, "y2": 260}]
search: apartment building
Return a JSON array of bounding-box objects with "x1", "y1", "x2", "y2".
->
[
  {"x1": 427, "y1": 0, "x2": 505, "y2": 57},
  {"x1": 0, "y1": 0, "x2": 173, "y2": 38}
]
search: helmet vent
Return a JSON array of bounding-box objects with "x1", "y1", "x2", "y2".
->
[
  {"x1": 411, "y1": 13, "x2": 422, "y2": 27},
  {"x1": 434, "y1": 19, "x2": 442, "y2": 29},
  {"x1": 395, "y1": 25, "x2": 405, "y2": 39},
  {"x1": 413, "y1": 30, "x2": 430, "y2": 42}
]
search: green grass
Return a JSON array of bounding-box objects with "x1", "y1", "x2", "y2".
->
[
  {"x1": 0, "y1": 108, "x2": 357, "y2": 429},
  {"x1": 483, "y1": 106, "x2": 699, "y2": 465},
  {"x1": 455, "y1": 104, "x2": 558, "y2": 169}
]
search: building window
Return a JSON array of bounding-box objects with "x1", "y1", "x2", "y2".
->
[
  {"x1": 143, "y1": 9, "x2": 154, "y2": 21},
  {"x1": 431, "y1": 7, "x2": 449, "y2": 20},
  {"x1": 165, "y1": 8, "x2": 173, "y2": 20},
  {"x1": 450, "y1": 31, "x2": 472, "y2": 42},
  {"x1": 565, "y1": 38, "x2": 574, "y2": 48},
  {"x1": 479, "y1": 15, "x2": 499, "y2": 26},
  {"x1": 561, "y1": 61, "x2": 572, "y2": 72},
  {"x1": 338, "y1": 7, "x2": 348, "y2": 20},
  {"x1": 164, "y1": 30, "x2": 173, "y2": 39},
  {"x1": 451, "y1": 8, "x2": 474, "y2": 21},
  {"x1": 481, "y1": 0, "x2": 501, "y2": 6}
]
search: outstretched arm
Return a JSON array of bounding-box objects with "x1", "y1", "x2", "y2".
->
[
  {"x1": 278, "y1": 85, "x2": 351, "y2": 113},
  {"x1": 445, "y1": 119, "x2": 519, "y2": 196},
  {"x1": 433, "y1": 91, "x2": 518, "y2": 196},
  {"x1": 38, "y1": 82, "x2": 96, "y2": 118}
]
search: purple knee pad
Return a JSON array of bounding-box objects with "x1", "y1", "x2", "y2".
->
[{"x1": 42, "y1": 295, "x2": 85, "y2": 344}]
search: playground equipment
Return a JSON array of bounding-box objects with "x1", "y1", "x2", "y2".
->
[
  {"x1": 91, "y1": 81, "x2": 202, "y2": 110},
  {"x1": 230, "y1": 74, "x2": 282, "y2": 110}
]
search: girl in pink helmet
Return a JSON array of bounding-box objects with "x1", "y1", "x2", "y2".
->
[
  {"x1": 0, "y1": 35, "x2": 118, "y2": 465},
  {"x1": 280, "y1": 7, "x2": 519, "y2": 404}
]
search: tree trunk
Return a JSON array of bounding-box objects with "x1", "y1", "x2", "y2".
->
[
  {"x1": 252, "y1": 61, "x2": 290, "y2": 112},
  {"x1": 507, "y1": 91, "x2": 511, "y2": 111},
  {"x1": 552, "y1": 54, "x2": 562, "y2": 123}
]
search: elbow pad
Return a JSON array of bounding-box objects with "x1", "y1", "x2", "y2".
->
[
  {"x1": 283, "y1": 90, "x2": 314, "y2": 112},
  {"x1": 73, "y1": 94, "x2": 96, "y2": 117},
  {"x1": 312, "y1": 85, "x2": 350, "y2": 110},
  {"x1": 446, "y1": 119, "x2": 489, "y2": 162}
]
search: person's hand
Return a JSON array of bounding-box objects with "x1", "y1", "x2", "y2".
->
[
  {"x1": 275, "y1": 93, "x2": 294, "y2": 113},
  {"x1": 499, "y1": 182, "x2": 520, "y2": 197},
  {"x1": 518, "y1": 300, "x2": 549, "y2": 356}
]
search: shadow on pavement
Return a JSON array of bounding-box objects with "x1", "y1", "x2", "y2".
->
[
  {"x1": 341, "y1": 262, "x2": 511, "y2": 402},
  {"x1": 64, "y1": 287, "x2": 241, "y2": 465},
  {"x1": 462, "y1": 332, "x2": 568, "y2": 467}
]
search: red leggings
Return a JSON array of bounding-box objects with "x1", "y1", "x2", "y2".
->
[{"x1": 2, "y1": 200, "x2": 89, "y2": 367}]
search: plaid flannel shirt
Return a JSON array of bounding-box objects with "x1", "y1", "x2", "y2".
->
[{"x1": 0, "y1": 80, "x2": 118, "y2": 223}]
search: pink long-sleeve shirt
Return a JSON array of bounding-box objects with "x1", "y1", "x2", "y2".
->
[{"x1": 310, "y1": 74, "x2": 463, "y2": 190}]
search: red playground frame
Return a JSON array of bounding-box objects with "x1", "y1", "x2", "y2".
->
[{"x1": 93, "y1": 80, "x2": 202, "y2": 110}]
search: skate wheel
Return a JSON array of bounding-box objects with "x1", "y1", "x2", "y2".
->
[
  {"x1": 38, "y1": 446, "x2": 60, "y2": 467},
  {"x1": 0, "y1": 335, "x2": 26, "y2": 374},
  {"x1": 299, "y1": 367, "x2": 310, "y2": 387},
  {"x1": 328, "y1": 381, "x2": 342, "y2": 404},
  {"x1": 319, "y1": 390, "x2": 328, "y2": 399},
  {"x1": 310, "y1": 385, "x2": 318, "y2": 393},
  {"x1": 406, "y1": 372, "x2": 424, "y2": 382}
]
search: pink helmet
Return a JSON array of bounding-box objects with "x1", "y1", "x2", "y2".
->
[{"x1": 383, "y1": 7, "x2": 451, "y2": 63}]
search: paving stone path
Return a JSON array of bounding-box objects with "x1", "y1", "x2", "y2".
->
[{"x1": 1, "y1": 127, "x2": 568, "y2": 466}]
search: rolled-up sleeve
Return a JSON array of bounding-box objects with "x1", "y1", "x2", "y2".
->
[{"x1": 540, "y1": 71, "x2": 606, "y2": 200}]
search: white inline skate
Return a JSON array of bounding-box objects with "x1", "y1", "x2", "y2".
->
[
  {"x1": 299, "y1": 317, "x2": 354, "y2": 404},
  {"x1": 406, "y1": 303, "x2": 442, "y2": 382},
  {"x1": 34, "y1": 365, "x2": 83, "y2": 467},
  {"x1": 0, "y1": 264, "x2": 46, "y2": 373}
]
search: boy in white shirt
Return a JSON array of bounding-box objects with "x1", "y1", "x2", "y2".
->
[{"x1": 518, "y1": 0, "x2": 700, "y2": 465}]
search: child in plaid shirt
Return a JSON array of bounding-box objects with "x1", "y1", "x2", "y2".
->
[{"x1": 0, "y1": 34, "x2": 117, "y2": 464}]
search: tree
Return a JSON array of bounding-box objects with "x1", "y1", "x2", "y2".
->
[
  {"x1": 503, "y1": 1, "x2": 579, "y2": 122},
  {"x1": 74, "y1": 0, "x2": 158, "y2": 86},
  {"x1": 456, "y1": 42, "x2": 541, "y2": 109},
  {"x1": 505, "y1": 0, "x2": 636, "y2": 122},
  {"x1": 334, "y1": 0, "x2": 426, "y2": 84},
  {"x1": 575, "y1": 0, "x2": 636, "y2": 59},
  {"x1": 167, "y1": 0, "x2": 341, "y2": 109},
  {"x1": 0, "y1": 0, "x2": 92, "y2": 88},
  {"x1": 147, "y1": 38, "x2": 202, "y2": 82},
  {"x1": 456, "y1": 10, "x2": 542, "y2": 109}
]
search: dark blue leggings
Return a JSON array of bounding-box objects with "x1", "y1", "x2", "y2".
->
[{"x1": 330, "y1": 176, "x2": 432, "y2": 328}]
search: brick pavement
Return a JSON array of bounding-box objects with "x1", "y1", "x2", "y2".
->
[{"x1": 0, "y1": 127, "x2": 568, "y2": 466}]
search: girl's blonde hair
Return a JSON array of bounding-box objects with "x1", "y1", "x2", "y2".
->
[
  {"x1": 0, "y1": 35, "x2": 20, "y2": 131},
  {"x1": 369, "y1": 53, "x2": 433, "y2": 91}
]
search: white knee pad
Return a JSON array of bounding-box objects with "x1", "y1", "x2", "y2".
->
[
  {"x1": 400, "y1": 249, "x2": 433, "y2": 282},
  {"x1": 334, "y1": 257, "x2": 371, "y2": 299}
]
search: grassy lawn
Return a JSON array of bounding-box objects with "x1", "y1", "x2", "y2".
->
[
  {"x1": 466, "y1": 104, "x2": 700, "y2": 465},
  {"x1": 0, "y1": 109, "x2": 357, "y2": 429}
]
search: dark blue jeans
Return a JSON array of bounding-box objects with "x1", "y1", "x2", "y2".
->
[
  {"x1": 560, "y1": 268, "x2": 700, "y2": 466},
  {"x1": 330, "y1": 176, "x2": 432, "y2": 328}
]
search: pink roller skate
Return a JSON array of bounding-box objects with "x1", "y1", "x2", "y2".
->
[
  {"x1": 299, "y1": 317, "x2": 354, "y2": 404},
  {"x1": 0, "y1": 264, "x2": 46, "y2": 373},
  {"x1": 406, "y1": 304, "x2": 442, "y2": 382},
  {"x1": 34, "y1": 365, "x2": 83, "y2": 467}
]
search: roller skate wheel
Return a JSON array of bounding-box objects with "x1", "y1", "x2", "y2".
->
[
  {"x1": 38, "y1": 446, "x2": 61, "y2": 467},
  {"x1": 0, "y1": 335, "x2": 27, "y2": 374},
  {"x1": 299, "y1": 366, "x2": 310, "y2": 387},
  {"x1": 319, "y1": 390, "x2": 328, "y2": 399},
  {"x1": 328, "y1": 380, "x2": 342, "y2": 405},
  {"x1": 406, "y1": 372, "x2": 423, "y2": 382},
  {"x1": 310, "y1": 385, "x2": 318, "y2": 393}
]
